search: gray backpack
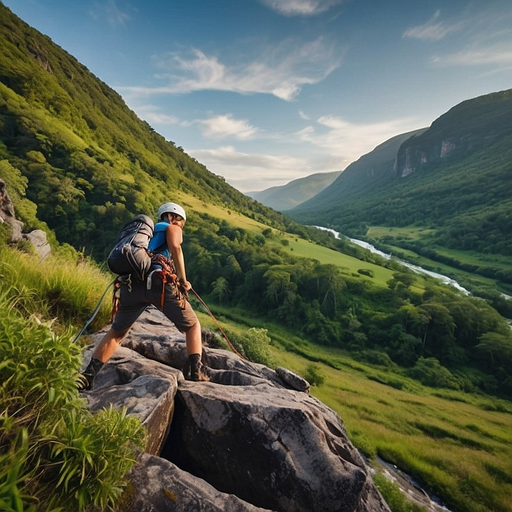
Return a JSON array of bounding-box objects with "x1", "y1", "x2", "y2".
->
[{"x1": 107, "y1": 214, "x2": 154, "y2": 281}]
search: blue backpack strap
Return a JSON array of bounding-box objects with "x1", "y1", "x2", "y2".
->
[{"x1": 148, "y1": 221, "x2": 170, "y2": 256}]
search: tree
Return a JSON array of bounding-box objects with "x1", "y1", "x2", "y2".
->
[
  {"x1": 419, "y1": 303, "x2": 457, "y2": 363},
  {"x1": 211, "y1": 276, "x2": 230, "y2": 304},
  {"x1": 475, "y1": 332, "x2": 512, "y2": 368},
  {"x1": 263, "y1": 268, "x2": 292, "y2": 306}
]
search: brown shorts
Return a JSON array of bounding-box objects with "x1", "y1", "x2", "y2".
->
[{"x1": 111, "y1": 274, "x2": 198, "y2": 333}]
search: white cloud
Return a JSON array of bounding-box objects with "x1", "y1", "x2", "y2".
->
[
  {"x1": 431, "y1": 46, "x2": 512, "y2": 67},
  {"x1": 136, "y1": 104, "x2": 180, "y2": 126},
  {"x1": 259, "y1": 0, "x2": 345, "y2": 16},
  {"x1": 197, "y1": 114, "x2": 259, "y2": 140},
  {"x1": 91, "y1": 0, "x2": 131, "y2": 27},
  {"x1": 120, "y1": 37, "x2": 343, "y2": 102},
  {"x1": 403, "y1": 10, "x2": 464, "y2": 42},
  {"x1": 188, "y1": 146, "x2": 313, "y2": 192},
  {"x1": 297, "y1": 115, "x2": 422, "y2": 167}
]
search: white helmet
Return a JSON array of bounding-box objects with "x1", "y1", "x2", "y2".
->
[{"x1": 157, "y1": 202, "x2": 186, "y2": 221}]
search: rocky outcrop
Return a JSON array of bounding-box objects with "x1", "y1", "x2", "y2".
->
[
  {"x1": 0, "y1": 179, "x2": 51, "y2": 259},
  {"x1": 81, "y1": 308, "x2": 390, "y2": 512},
  {"x1": 394, "y1": 89, "x2": 512, "y2": 178}
]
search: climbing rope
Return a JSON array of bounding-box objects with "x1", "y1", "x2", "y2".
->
[
  {"x1": 72, "y1": 278, "x2": 116, "y2": 344},
  {"x1": 190, "y1": 287, "x2": 249, "y2": 362}
]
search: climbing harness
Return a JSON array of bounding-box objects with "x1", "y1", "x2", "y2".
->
[
  {"x1": 189, "y1": 287, "x2": 248, "y2": 362},
  {"x1": 147, "y1": 253, "x2": 181, "y2": 309},
  {"x1": 72, "y1": 277, "x2": 116, "y2": 344}
]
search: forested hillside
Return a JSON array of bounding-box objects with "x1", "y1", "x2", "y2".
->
[
  {"x1": 0, "y1": 3, "x2": 306, "y2": 259},
  {"x1": 289, "y1": 90, "x2": 512, "y2": 289}
]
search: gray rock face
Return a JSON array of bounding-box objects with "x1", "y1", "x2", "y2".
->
[
  {"x1": 122, "y1": 453, "x2": 272, "y2": 512},
  {"x1": 0, "y1": 179, "x2": 51, "y2": 259},
  {"x1": 81, "y1": 309, "x2": 390, "y2": 512}
]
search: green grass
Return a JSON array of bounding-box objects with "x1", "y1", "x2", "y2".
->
[{"x1": 367, "y1": 226, "x2": 437, "y2": 241}]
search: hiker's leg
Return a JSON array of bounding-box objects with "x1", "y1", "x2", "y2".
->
[
  {"x1": 156, "y1": 283, "x2": 208, "y2": 381},
  {"x1": 184, "y1": 320, "x2": 209, "y2": 381},
  {"x1": 78, "y1": 327, "x2": 129, "y2": 391},
  {"x1": 185, "y1": 320, "x2": 202, "y2": 356},
  {"x1": 92, "y1": 327, "x2": 130, "y2": 362},
  {"x1": 79, "y1": 280, "x2": 146, "y2": 391}
]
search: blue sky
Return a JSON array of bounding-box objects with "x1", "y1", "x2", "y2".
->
[{"x1": 3, "y1": 0, "x2": 512, "y2": 192}]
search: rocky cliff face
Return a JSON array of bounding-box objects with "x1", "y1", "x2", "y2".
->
[
  {"x1": 394, "y1": 89, "x2": 512, "y2": 178},
  {"x1": 81, "y1": 308, "x2": 390, "y2": 512},
  {"x1": 0, "y1": 179, "x2": 51, "y2": 259}
]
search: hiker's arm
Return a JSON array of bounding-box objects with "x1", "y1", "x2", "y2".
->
[{"x1": 166, "y1": 224, "x2": 191, "y2": 290}]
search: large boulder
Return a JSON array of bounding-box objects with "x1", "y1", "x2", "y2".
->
[
  {"x1": 0, "y1": 179, "x2": 51, "y2": 259},
  {"x1": 81, "y1": 309, "x2": 390, "y2": 512},
  {"x1": 121, "y1": 453, "x2": 272, "y2": 512}
]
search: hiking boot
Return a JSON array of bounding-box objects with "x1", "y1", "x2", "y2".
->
[
  {"x1": 77, "y1": 358, "x2": 104, "y2": 391},
  {"x1": 188, "y1": 353, "x2": 210, "y2": 382}
]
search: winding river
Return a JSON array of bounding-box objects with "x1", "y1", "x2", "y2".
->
[
  {"x1": 314, "y1": 226, "x2": 470, "y2": 295},
  {"x1": 316, "y1": 225, "x2": 457, "y2": 510}
]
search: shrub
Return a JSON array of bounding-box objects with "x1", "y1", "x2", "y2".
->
[
  {"x1": 0, "y1": 289, "x2": 146, "y2": 511},
  {"x1": 407, "y1": 357, "x2": 459, "y2": 389},
  {"x1": 241, "y1": 327, "x2": 275, "y2": 366},
  {"x1": 303, "y1": 364, "x2": 325, "y2": 387}
]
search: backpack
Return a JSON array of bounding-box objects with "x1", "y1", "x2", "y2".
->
[{"x1": 107, "y1": 214, "x2": 154, "y2": 281}]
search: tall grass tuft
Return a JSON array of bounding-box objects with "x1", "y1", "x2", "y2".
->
[
  {"x1": 0, "y1": 246, "x2": 113, "y2": 335},
  {"x1": 0, "y1": 247, "x2": 146, "y2": 510}
]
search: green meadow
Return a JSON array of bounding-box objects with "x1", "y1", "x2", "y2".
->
[
  {"x1": 366, "y1": 225, "x2": 512, "y2": 295},
  {"x1": 199, "y1": 308, "x2": 512, "y2": 512},
  {"x1": 281, "y1": 344, "x2": 512, "y2": 512}
]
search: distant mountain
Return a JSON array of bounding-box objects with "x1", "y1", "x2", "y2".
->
[
  {"x1": 288, "y1": 89, "x2": 512, "y2": 262},
  {"x1": 246, "y1": 171, "x2": 341, "y2": 211}
]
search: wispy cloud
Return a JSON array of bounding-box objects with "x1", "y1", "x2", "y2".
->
[
  {"x1": 297, "y1": 115, "x2": 422, "y2": 166},
  {"x1": 91, "y1": 0, "x2": 131, "y2": 27},
  {"x1": 259, "y1": 0, "x2": 345, "y2": 16},
  {"x1": 197, "y1": 114, "x2": 259, "y2": 140},
  {"x1": 120, "y1": 37, "x2": 343, "y2": 101},
  {"x1": 188, "y1": 145, "x2": 308, "y2": 192},
  {"x1": 432, "y1": 45, "x2": 512, "y2": 67},
  {"x1": 406, "y1": 5, "x2": 512, "y2": 71},
  {"x1": 403, "y1": 10, "x2": 464, "y2": 42},
  {"x1": 135, "y1": 104, "x2": 180, "y2": 126}
]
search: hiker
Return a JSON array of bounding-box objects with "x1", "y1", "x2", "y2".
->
[{"x1": 79, "y1": 202, "x2": 208, "y2": 390}]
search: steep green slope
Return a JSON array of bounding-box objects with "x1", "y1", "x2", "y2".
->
[{"x1": 0, "y1": 3, "x2": 293, "y2": 258}]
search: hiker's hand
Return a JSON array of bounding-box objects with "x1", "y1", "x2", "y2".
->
[{"x1": 179, "y1": 279, "x2": 192, "y2": 291}]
